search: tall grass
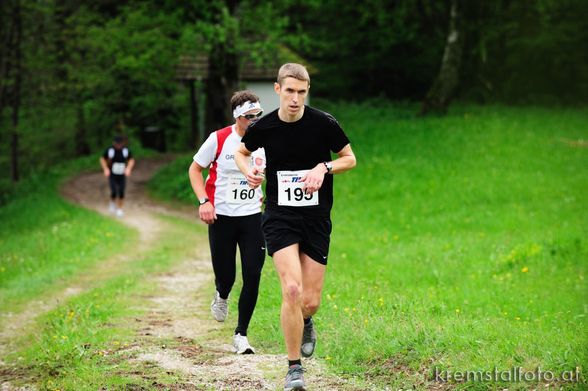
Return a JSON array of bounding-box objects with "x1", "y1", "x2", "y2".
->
[
  {"x1": 319, "y1": 103, "x2": 587, "y2": 388},
  {"x1": 156, "y1": 103, "x2": 588, "y2": 388},
  {"x1": 0, "y1": 156, "x2": 134, "y2": 312},
  {"x1": 11, "y1": 216, "x2": 204, "y2": 390}
]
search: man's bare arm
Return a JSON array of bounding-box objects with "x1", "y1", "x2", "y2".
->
[
  {"x1": 302, "y1": 144, "x2": 356, "y2": 194},
  {"x1": 99, "y1": 157, "x2": 110, "y2": 177},
  {"x1": 235, "y1": 143, "x2": 263, "y2": 189}
]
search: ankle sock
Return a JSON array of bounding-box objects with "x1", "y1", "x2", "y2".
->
[{"x1": 288, "y1": 359, "x2": 301, "y2": 367}]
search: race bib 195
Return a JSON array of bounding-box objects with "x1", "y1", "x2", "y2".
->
[
  {"x1": 111, "y1": 162, "x2": 125, "y2": 175},
  {"x1": 226, "y1": 175, "x2": 258, "y2": 204},
  {"x1": 277, "y1": 170, "x2": 318, "y2": 207}
]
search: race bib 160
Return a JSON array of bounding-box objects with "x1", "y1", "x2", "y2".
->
[{"x1": 226, "y1": 175, "x2": 258, "y2": 204}]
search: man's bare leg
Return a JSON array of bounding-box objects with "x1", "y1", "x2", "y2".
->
[
  {"x1": 300, "y1": 252, "x2": 326, "y2": 318},
  {"x1": 273, "y1": 243, "x2": 304, "y2": 360},
  {"x1": 300, "y1": 252, "x2": 325, "y2": 357}
]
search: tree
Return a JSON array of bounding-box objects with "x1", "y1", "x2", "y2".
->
[
  {"x1": 0, "y1": 0, "x2": 24, "y2": 182},
  {"x1": 204, "y1": 3, "x2": 240, "y2": 134},
  {"x1": 420, "y1": 0, "x2": 463, "y2": 115}
]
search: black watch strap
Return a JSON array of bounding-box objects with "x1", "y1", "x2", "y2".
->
[
  {"x1": 323, "y1": 161, "x2": 333, "y2": 173},
  {"x1": 198, "y1": 197, "x2": 209, "y2": 206}
]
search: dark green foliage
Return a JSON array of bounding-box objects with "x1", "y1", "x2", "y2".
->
[{"x1": 1, "y1": 0, "x2": 587, "y2": 182}]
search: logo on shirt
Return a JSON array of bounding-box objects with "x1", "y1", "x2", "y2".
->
[{"x1": 225, "y1": 154, "x2": 234, "y2": 160}]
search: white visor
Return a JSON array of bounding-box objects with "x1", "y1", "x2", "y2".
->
[{"x1": 233, "y1": 101, "x2": 262, "y2": 119}]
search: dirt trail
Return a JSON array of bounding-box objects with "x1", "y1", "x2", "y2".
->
[
  {"x1": 0, "y1": 157, "x2": 366, "y2": 390},
  {"x1": 0, "y1": 158, "x2": 177, "y2": 360}
]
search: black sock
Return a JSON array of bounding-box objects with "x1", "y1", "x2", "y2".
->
[
  {"x1": 289, "y1": 359, "x2": 301, "y2": 367},
  {"x1": 303, "y1": 316, "x2": 312, "y2": 325}
]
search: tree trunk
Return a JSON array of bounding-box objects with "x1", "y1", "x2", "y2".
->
[
  {"x1": 205, "y1": 41, "x2": 239, "y2": 134},
  {"x1": 0, "y1": 0, "x2": 16, "y2": 116},
  {"x1": 204, "y1": 1, "x2": 240, "y2": 134},
  {"x1": 74, "y1": 99, "x2": 90, "y2": 156},
  {"x1": 10, "y1": 0, "x2": 22, "y2": 182},
  {"x1": 188, "y1": 79, "x2": 198, "y2": 148},
  {"x1": 420, "y1": 0, "x2": 463, "y2": 115}
]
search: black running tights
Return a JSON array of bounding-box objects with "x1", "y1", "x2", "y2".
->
[{"x1": 208, "y1": 213, "x2": 265, "y2": 335}]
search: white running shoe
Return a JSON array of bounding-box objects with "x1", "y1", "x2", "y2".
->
[
  {"x1": 109, "y1": 201, "x2": 116, "y2": 214},
  {"x1": 233, "y1": 333, "x2": 255, "y2": 354},
  {"x1": 116, "y1": 209, "x2": 124, "y2": 218},
  {"x1": 210, "y1": 291, "x2": 228, "y2": 322}
]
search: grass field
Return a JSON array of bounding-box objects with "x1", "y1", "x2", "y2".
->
[
  {"x1": 2, "y1": 103, "x2": 586, "y2": 390},
  {"x1": 151, "y1": 103, "x2": 588, "y2": 389},
  {"x1": 0, "y1": 157, "x2": 135, "y2": 313},
  {"x1": 10, "y1": 217, "x2": 202, "y2": 390},
  {"x1": 0, "y1": 156, "x2": 206, "y2": 389}
]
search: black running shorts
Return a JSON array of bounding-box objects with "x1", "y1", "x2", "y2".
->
[
  {"x1": 109, "y1": 174, "x2": 126, "y2": 198},
  {"x1": 261, "y1": 208, "x2": 332, "y2": 265}
]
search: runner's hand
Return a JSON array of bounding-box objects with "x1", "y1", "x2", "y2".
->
[
  {"x1": 103, "y1": 169, "x2": 110, "y2": 177},
  {"x1": 125, "y1": 168, "x2": 132, "y2": 177},
  {"x1": 246, "y1": 167, "x2": 264, "y2": 189},
  {"x1": 301, "y1": 164, "x2": 327, "y2": 194},
  {"x1": 199, "y1": 202, "x2": 217, "y2": 224}
]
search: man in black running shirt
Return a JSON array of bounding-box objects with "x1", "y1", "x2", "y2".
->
[
  {"x1": 100, "y1": 135, "x2": 135, "y2": 217},
  {"x1": 235, "y1": 63, "x2": 356, "y2": 391}
]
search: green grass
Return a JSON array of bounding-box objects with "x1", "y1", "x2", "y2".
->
[
  {"x1": 0, "y1": 151, "x2": 210, "y2": 390},
  {"x1": 2, "y1": 103, "x2": 586, "y2": 389},
  {"x1": 10, "y1": 215, "x2": 204, "y2": 390},
  {"x1": 154, "y1": 103, "x2": 588, "y2": 389},
  {"x1": 147, "y1": 152, "x2": 198, "y2": 204},
  {"x1": 0, "y1": 156, "x2": 135, "y2": 312}
]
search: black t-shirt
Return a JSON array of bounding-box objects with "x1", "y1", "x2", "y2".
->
[
  {"x1": 242, "y1": 105, "x2": 350, "y2": 216},
  {"x1": 102, "y1": 146, "x2": 133, "y2": 176}
]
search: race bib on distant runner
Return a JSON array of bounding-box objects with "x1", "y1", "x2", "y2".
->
[
  {"x1": 111, "y1": 162, "x2": 125, "y2": 175},
  {"x1": 277, "y1": 170, "x2": 318, "y2": 207},
  {"x1": 226, "y1": 175, "x2": 257, "y2": 204}
]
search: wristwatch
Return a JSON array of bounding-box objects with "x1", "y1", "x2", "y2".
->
[
  {"x1": 323, "y1": 161, "x2": 333, "y2": 173},
  {"x1": 198, "y1": 197, "x2": 209, "y2": 206}
]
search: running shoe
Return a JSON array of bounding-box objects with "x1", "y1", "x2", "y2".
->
[
  {"x1": 116, "y1": 208, "x2": 124, "y2": 218},
  {"x1": 233, "y1": 333, "x2": 255, "y2": 354},
  {"x1": 210, "y1": 291, "x2": 228, "y2": 322},
  {"x1": 109, "y1": 201, "x2": 116, "y2": 214},
  {"x1": 301, "y1": 318, "x2": 317, "y2": 357},
  {"x1": 284, "y1": 364, "x2": 305, "y2": 391}
]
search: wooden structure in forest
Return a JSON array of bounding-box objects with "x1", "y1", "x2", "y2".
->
[{"x1": 176, "y1": 49, "x2": 313, "y2": 147}]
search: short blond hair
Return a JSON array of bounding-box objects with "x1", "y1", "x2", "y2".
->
[{"x1": 277, "y1": 63, "x2": 310, "y2": 86}]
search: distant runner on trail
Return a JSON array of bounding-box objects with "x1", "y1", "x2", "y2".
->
[
  {"x1": 188, "y1": 90, "x2": 266, "y2": 355},
  {"x1": 100, "y1": 135, "x2": 135, "y2": 218},
  {"x1": 235, "y1": 63, "x2": 356, "y2": 391}
]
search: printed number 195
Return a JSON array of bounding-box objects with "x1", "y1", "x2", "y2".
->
[{"x1": 284, "y1": 187, "x2": 313, "y2": 201}]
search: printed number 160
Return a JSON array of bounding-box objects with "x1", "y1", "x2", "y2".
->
[{"x1": 232, "y1": 188, "x2": 255, "y2": 200}]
